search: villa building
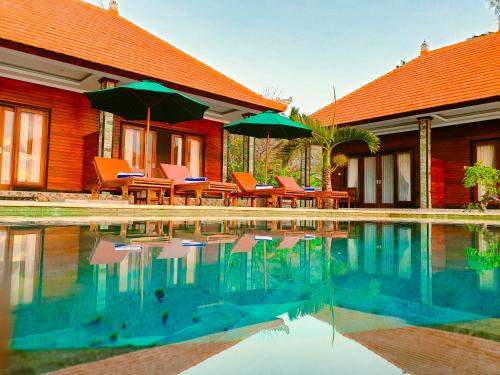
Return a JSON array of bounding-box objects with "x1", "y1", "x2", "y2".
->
[
  {"x1": 313, "y1": 30, "x2": 500, "y2": 208},
  {"x1": 0, "y1": 0, "x2": 285, "y2": 194}
]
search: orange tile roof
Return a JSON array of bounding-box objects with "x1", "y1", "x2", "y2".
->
[
  {"x1": 0, "y1": 0, "x2": 286, "y2": 112},
  {"x1": 312, "y1": 31, "x2": 500, "y2": 125}
]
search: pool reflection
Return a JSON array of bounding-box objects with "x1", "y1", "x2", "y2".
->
[{"x1": 0, "y1": 220, "x2": 499, "y2": 372}]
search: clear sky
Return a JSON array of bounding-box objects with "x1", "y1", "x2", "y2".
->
[{"x1": 85, "y1": 0, "x2": 497, "y2": 114}]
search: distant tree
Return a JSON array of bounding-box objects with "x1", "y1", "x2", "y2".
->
[{"x1": 487, "y1": 0, "x2": 500, "y2": 21}]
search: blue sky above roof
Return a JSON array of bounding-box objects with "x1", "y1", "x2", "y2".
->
[{"x1": 85, "y1": 0, "x2": 498, "y2": 113}]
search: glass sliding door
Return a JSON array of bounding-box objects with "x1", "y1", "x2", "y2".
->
[
  {"x1": 0, "y1": 106, "x2": 14, "y2": 188},
  {"x1": 171, "y1": 134, "x2": 183, "y2": 166},
  {"x1": 185, "y1": 135, "x2": 202, "y2": 178},
  {"x1": 347, "y1": 157, "x2": 359, "y2": 198},
  {"x1": 0, "y1": 106, "x2": 48, "y2": 190},
  {"x1": 121, "y1": 124, "x2": 157, "y2": 176},
  {"x1": 396, "y1": 151, "x2": 412, "y2": 204},
  {"x1": 381, "y1": 154, "x2": 394, "y2": 205},
  {"x1": 15, "y1": 110, "x2": 46, "y2": 186},
  {"x1": 123, "y1": 126, "x2": 142, "y2": 170},
  {"x1": 363, "y1": 156, "x2": 377, "y2": 205}
]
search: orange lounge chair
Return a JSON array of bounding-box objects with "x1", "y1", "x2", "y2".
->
[
  {"x1": 91, "y1": 157, "x2": 173, "y2": 205},
  {"x1": 230, "y1": 172, "x2": 303, "y2": 208},
  {"x1": 160, "y1": 164, "x2": 238, "y2": 206},
  {"x1": 275, "y1": 176, "x2": 350, "y2": 209}
]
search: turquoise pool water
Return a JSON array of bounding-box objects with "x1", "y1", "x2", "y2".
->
[{"x1": 1, "y1": 220, "x2": 499, "y2": 374}]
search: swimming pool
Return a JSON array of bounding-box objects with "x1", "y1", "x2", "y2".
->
[{"x1": 1, "y1": 220, "x2": 499, "y2": 374}]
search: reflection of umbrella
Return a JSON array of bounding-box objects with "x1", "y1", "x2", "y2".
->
[
  {"x1": 223, "y1": 111, "x2": 312, "y2": 183},
  {"x1": 85, "y1": 81, "x2": 208, "y2": 177}
]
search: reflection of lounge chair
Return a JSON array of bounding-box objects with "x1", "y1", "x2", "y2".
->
[
  {"x1": 160, "y1": 164, "x2": 237, "y2": 206},
  {"x1": 230, "y1": 172, "x2": 303, "y2": 208},
  {"x1": 275, "y1": 176, "x2": 350, "y2": 209},
  {"x1": 276, "y1": 232, "x2": 306, "y2": 250},
  {"x1": 90, "y1": 239, "x2": 130, "y2": 265},
  {"x1": 91, "y1": 157, "x2": 174, "y2": 205},
  {"x1": 157, "y1": 238, "x2": 206, "y2": 259},
  {"x1": 231, "y1": 233, "x2": 257, "y2": 253}
]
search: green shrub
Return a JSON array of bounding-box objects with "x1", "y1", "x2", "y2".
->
[{"x1": 464, "y1": 162, "x2": 500, "y2": 211}]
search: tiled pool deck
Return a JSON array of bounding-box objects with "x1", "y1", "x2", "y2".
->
[{"x1": 0, "y1": 200, "x2": 499, "y2": 224}]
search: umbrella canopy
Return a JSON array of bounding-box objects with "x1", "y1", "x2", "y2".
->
[
  {"x1": 85, "y1": 81, "x2": 208, "y2": 123},
  {"x1": 223, "y1": 111, "x2": 312, "y2": 183},
  {"x1": 85, "y1": 81, "x2": 209, "y2": 176},
  {"x1": 223, "y1": 111, "x2": 312, "y2": 139}
]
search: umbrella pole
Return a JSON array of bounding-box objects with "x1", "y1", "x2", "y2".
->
[
  {"x1": 144, "y1": 106, "x2": 151, "y2": 177},
  {"x1": 265, "y1": 129, "x2": 270, "y2": 184}
]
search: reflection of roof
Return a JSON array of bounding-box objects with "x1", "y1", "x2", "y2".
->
[
  {"x1": 0, "y1": 0, "x2": 285, "y2": 112},
  {"x1": 314, "y1": 307, "x2": 500, "y2": 375},
  {"x1": 51, "y1": 319, "x2": 284, "y2": 374},
  {"x1": 312, "y1": 32, "x2": 500, "y2": 125}
]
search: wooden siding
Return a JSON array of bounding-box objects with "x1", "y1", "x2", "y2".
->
[
  {"x1": 432, "y1": 119, "x2": 500, "y2": 207},
  {"x1": 332, "y1": 119, "x2": 500, "y2": 208},
  {"x1": 0, "y1": 77, "x2": 99, "y2": 191}
]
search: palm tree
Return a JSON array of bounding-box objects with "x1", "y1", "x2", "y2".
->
[{"x1": 279, "y1": 90, "x2": 380, "y2": 191}]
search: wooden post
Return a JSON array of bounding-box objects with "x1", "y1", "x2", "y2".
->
[
  {"x1": 144, "y1": 106, "x2": 151, "y2": 177},
  {"x1": 265, "y1": 130, "x2": 270, "y2": 184}
]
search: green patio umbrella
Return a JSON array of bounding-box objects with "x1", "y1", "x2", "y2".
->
[
  {"x1": 85, "y1": 81, "x2": 209, "y2": 177},
  {"x1": 223, "y1": 111, "x2": 312, "y2": 183}
]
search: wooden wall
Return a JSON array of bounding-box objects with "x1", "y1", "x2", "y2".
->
[
  {"x1": 331, "y1": 119, "x2": 500, "y2": 208},
  {"x1": 0, "y1": 77, "x2": 99, "y2": 191},
  {"x1": 0, "y1": 77, "x2": 224, "y2": 192},
  {"x1": 432, "y1": 120, "x2": 499, "y2": 207}
]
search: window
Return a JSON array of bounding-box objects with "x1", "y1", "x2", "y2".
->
[
  {"x1": 0, "y1": 105, "x2": 48, "y2": 189},
  {"x1": 397, "y1": 151, "x2": 412, "y2": 202}
]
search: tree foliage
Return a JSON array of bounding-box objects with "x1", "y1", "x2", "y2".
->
[
  {"x1": 279, "y1": 105, "x2": 380, "y2": 191},
  {"x1": 463, "y1": 162, "x2": 500, "y2": 211}
]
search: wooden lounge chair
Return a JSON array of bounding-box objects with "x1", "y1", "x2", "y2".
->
[
  {"x1": 230, "y1": 172, "x2": 303, "y2": 208},
  {"x1": 160, "y1": 164, "x2": 238, "y2": 206},
  {"x1": 275, "y1": 176, "x2": 350, "y2": 209},
  {"x1": 91, "y1": 157, "x2": 174, "y2": 205}
]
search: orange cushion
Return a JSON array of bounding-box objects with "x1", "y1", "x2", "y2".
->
[
  {"x1": 94, "y1": 157, "x2": 131, "y2": 182},
  {"x1": 232, "y1": 172, "x2": 257, "y2": 192},
  {"x1": 160, "y1": 164, "x2": 192, "y2": 185}
]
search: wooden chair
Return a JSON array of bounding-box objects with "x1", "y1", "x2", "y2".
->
[
  {"x1": 160, "y1": 164, "x2": 238, "y2": 206},
  {"x1": 275, "y1": 176, "x2": 350, "y2": 209},
  {"x1": 230, "y1": 172, "x2": 303, "y2": 208},
  {"x1": 91, "y1": 157, "x2": 173, "y2": 205}
]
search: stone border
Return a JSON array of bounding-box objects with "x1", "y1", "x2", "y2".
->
[{"x1": 0, "y1": 201, "x2": 499, "y2": 223}]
